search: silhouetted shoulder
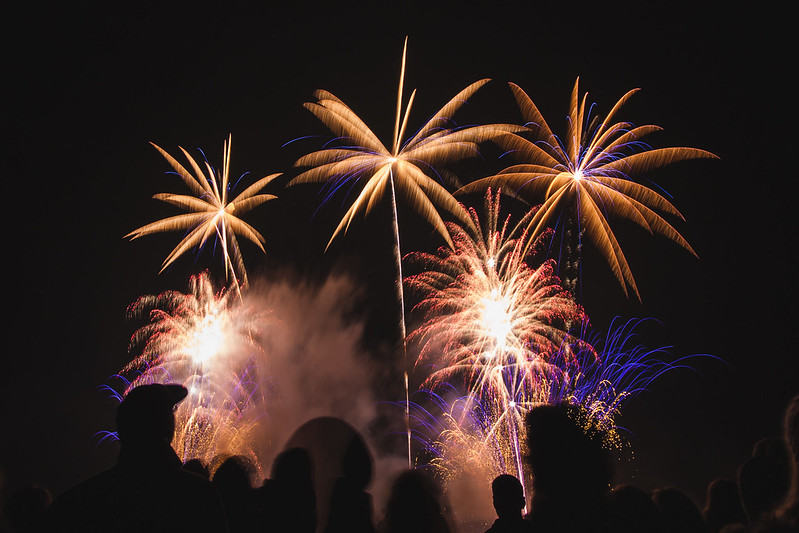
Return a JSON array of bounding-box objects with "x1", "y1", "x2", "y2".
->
[
  {"x1": 485, "y1": 516, "x2": 534, "y2": 533},
  {"x1": 42, "y1": 465, "x2": 228, "y2": 532}
]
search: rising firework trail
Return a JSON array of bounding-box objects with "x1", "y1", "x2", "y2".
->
[
  {"x1": 289, "y1": 38, "x2": 518, "y2": 465},
  {"x1": 458, "y1": 78, "x2": 717, "y2": 299},
  {"x1": 121, "y1": 272, "x2": 269, "y2": 475},
  {"x1": 126, "y1": 135, "x2": 280, "y2": 290}
]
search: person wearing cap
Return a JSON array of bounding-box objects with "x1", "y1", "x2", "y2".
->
[{"x1": 40, "y1": 383, "x2": 228, "y2": 532}]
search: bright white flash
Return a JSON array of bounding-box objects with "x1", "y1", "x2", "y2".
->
[
  {"x1": 186, "y1": 312, "x2": 228, "y2": 365},
  {"x1": 480, "y1": 287, "x2": 513, "y2": 350}
]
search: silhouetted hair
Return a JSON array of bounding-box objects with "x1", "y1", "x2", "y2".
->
[
  {"x1": 651, "y1": 487, "x2": 709, "y2": 533},
  {"x1": 775, "y1": 394, "x2": 799, "y2": 526},
  {"x1": 604, "y1": 484, "x2": 666, "y2": 533},
  {"x1": 183, "y1": 458, "x2": 210, "y2": 479},
  {"x1": 703, "y1": 478, "x2": 747, "y2": 533},
  {"x1": 382, "y1": 469, "x2": 450, "y2": 533},
  {"x1": 116, "y1": 383, "x2": 187, "y2": 444},
  {"x1": 738, "y1": 456, "x2": 790, "y2": 523},
  {"x1": 2, "y1": 485, "x2": 52, "y2": 533},
  {"x1": 491, "y1": 474, "x2": 525, "y2": 518}
]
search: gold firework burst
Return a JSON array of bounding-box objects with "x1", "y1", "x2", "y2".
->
[
  {"x1": 127, "y1": 135, "x2": 280, "y2": 288},
  {"x1": 458, "y1": 78, "x2": 718, "y2": 299},
  {"x1": 289, "y1": 37, "x2": 519, "y2": 249}
]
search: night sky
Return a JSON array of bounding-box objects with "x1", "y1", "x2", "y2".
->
[{"x1": 2, "y1": 0, "x2": 795, "y2": 514}]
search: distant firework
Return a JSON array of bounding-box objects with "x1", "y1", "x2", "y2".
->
[
  {"x1": 405, "y1": 191, "x2": 685, "y2": 498},
  {"x1": 126, "y1": 135, "x2": 280, "y2": 289},
  {"x1": 405, "y1": 189, "x2": 591, "y2": 488},
  {"x1": 411, "y1": 318, "x2": 682, "y2": 499},
  {"x1": 458, "y1": 78, "x2": 717, "y2": 299},
  {"x1": 121, "y1": 272, "x2": 268, "y2": 474}
]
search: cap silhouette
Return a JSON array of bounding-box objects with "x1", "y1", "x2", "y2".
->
[{"x1": 116, "y1": 383, "x2": 188, "y2": 443}]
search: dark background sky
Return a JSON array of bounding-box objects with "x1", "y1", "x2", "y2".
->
[{"x1": 2, "y1": 0, "x2": 795, "y2": 513}]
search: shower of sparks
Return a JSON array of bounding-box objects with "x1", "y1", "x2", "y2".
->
[
  {"x1": 405, "y1": 188, "x2": 593, "y2": 394},
  {"x1": 126, "y1": 135, "x2": 280, "y2": 289},
  {"x1": 405, "y1": 188, "x2": 592, "y2": 486},
  {"x1": 458, "y1": 78, "x2": 718, "y2": 299},
  {"x1": 410, "y1": 318, "x2": 686, "y2": 500},
  {"x1": 121, "y1": 272, "x2": 269, "y2": 475}
]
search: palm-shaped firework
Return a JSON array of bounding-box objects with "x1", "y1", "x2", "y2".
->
[
  {"x1": 127, "y1": 135, "x2": 280, "y2": 289},
  {"x1": 290, "y1": 38, "x2": 516, "y2": 250},
  {"x1": 459, "y1": 78, "x2": 718, "y2": 299},
  {"x1": 290, "y1": 38, "x2": 517, "y2": 464}
]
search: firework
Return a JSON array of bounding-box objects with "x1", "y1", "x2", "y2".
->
[
  {"x1": 290, "y1": 38, "x2": 517, "y2": 464},
  {"x1": 122, "y1": 272, "x2": 268, "y2": 474},
  {"x1": 406, "y1": 188, "x2": 591, "y2": 394},
  {"x1": 412, "y1": 318, "x2": 684, "y2": 501},
  {"x1": 126, "y1": 135, "x2": 280, "y2": 289},
  {"x1": 406, "y1": 188, "x2": 591, "y2": 484},
  {"x1": 458, "y1": 78, "x2": 717, "y2": 299},
  {"x1": 289, "y1": 38, "x2": 518, "y2": 249}
]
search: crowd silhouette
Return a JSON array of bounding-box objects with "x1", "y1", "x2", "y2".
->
[{"x1": 2, "y1": 386, "x2": 797, "y2": 532}]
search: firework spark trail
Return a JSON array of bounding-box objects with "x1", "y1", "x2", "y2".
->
[
  {"x1": 458, "y1": 78, "x2": 718, "y2": 299},
  {"x1": 289, "y1": 38, "x2": 519, "y2": 465},
  {"x1": 405, "y1": 189, "x2": 592, "y2": 488},
  {"x1": 406, "y1": 189, "x2": 592, "y2": 394},
  {"x1": 126, "y1": 135, "x2": 280, "y2": 289},
  {"x1": 122, "y1": 272, "x2": 269, "y2": 475}
]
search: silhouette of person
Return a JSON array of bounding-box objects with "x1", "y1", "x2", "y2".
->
[
  {"x1": 184, "y1": 458, "x2": 211, "y2": 479},
  {"x1": 40, "y1": 383, "x2": 228, "y2": 532},
  {"x1": 761, "y1": 394, "x2": 799, "y2": 532},
  {"x1": 703, "y1": 478, "x2": 747, "y2": 533},
  {"x1": 1, "y1": 485, "x2": 51, "y2": 533},
  {"x1": 651, "y1": 487, "x2": 710, "y2": 533},
  {"x1": 603, "y1": 484, "x2": 667, "y2": 533},
  {"x1": 324, "y1": 435, "x2": 376, "y2": 533},
  {"x1": 738, "y1": 456, "x2": 790, "y2": 525},
  {"x1": 212, "y1": 455, "x2": 259, "y2": 533},
  {"x1": 379, "y1": 469, "x2": 451, "y2": 533},
  {"x1": 524, "y1": 402, "x2": 613, "y2": 533},
  {"x1": 485, "y1": 474, "x2": 533, "y2": 533},
  {"x1": 258, "y1": 447, "x2": 317, "y2": 533}
]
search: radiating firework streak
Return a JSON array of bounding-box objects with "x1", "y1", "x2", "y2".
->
[
  {"x1": 411, "y1": 318, "x2": 687, "y2": 499},
  {"x1": 405, "y1": 189, "x2": 592, "y2": 487},
  {"x1": 126, "y1": 135, "x2": 280, "y2": 290},
  {"x1": 458, "y1": 78, "x2": 717, "y2": 299},
  {"x1": 122, "y1": 272, "x2": 268, "y2": 475},
  {"x1": 290, "y1": 38, "x2": 518, "y2": 465},
  {"x1": 406, "y1": 189, "x2": 592, "y2": 391}
]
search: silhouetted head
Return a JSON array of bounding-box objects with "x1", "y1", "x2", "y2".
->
[
  {"x1": 213, "y1": 455, "x2": 255, "y2": 493},
  {"x1": 786, "y1": 394, "x2": 799, "y2": 450},
  {"x1": 752, "y1": 437, "x2": 789, "y2": 463},
  {"x1": 271, "y1": 447, "x2": 313, "y2": 487},
  {"x1": 183, "y1": 458, "x2": 210, "y2": 479},
  {"x1": 605, "y1": 484, "x2": 666, "y2": 533},
  {"x1": 384, "y1": 469, "x2": 449, "y2": 533},
  {"x1": 116, "y1": 383, "x2": 187, "y2": 444},
  {"x1": 491, "y1": 474, "x2": 525, "y2": 519},
  {"x1": 525, "y1": 402, "x2": 612, "y2": 505},
  {"x1": 2, "y1": 486, "x2": 52, "y2": 532},
  {"x1": 651, "y1": 487, "x2": 709, "y2": 533},
  {"x1": 777, "y1": 394, "x2": 799, "y2": 525},
  {"x1": 738, "y1": 455, "x2": 790, "y2": 523},
  {"x1": 703, "y1": 478, "x2": 746, "y2": 532}
]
